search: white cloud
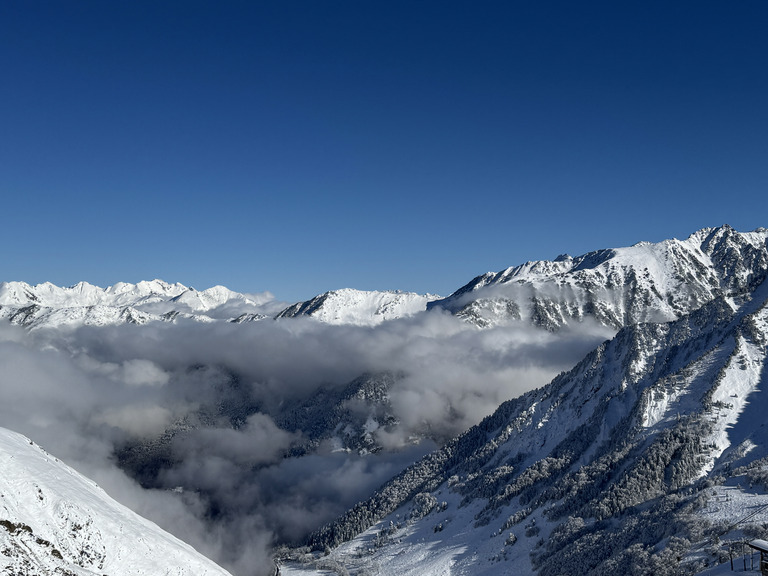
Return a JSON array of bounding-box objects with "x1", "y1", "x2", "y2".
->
[
  {"x1": 92, "y1": 404, "x2": 173, "y2": 437},
  {"x1": 122, "y1": 359, "x2": 170, "y2": 387}
]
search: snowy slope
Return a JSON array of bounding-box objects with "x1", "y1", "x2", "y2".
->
[
  {"x1": 431, "y1": 225, "x2": 768, "y2": 329},
  {"x1": 0, "y1": 427, "x2": 233, "y2": 576},
  {"x1": 283, "y1": 270, "x2": 768, "y2": 575},
  {"x1": 275, "y1": 288, "x2": 440, "y2": 326}
]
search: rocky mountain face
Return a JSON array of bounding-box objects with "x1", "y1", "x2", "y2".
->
[
  {"x1": 290, "y1": 258, "x2": 768, "y2": 575},
  {"x1": 431, "y1": 225, "x2": 768, "y2": 330},
  {"x1": 0, "y1": 427, "x2": 232, "y2": 576},
  {"x1": 274, "y1": 372, "x2": 402, "y2": 455}
]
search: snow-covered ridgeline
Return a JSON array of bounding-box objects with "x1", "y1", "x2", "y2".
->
[
  {"x1": 276, "y1": 288, "x2": 441, "y2": 325},
  {"x1": 0, "y1": 279, "x2": 279, "y2": 329},
  {"x1": 0, "y1": 279, "x2": 188, "y2": 308},
  {"x1": 0, "y1": 279, "x2": 268, "y2": 312},
  {"x1": 0, "y1": 427, "x2": 232, "y2": 575},
  {"x1": 0, "y1": 280, "x2": 438, "y2": 328},
  {"x1": 1, "y1": 226, "x2": 766, "y2": 331},
  {"x1": 431, "y1": 225, "x2": 768, "y2": 329}
]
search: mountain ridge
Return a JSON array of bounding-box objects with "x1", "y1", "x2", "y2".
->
[
  {"x1": 429, "y1": 224, "x2": 768, "y2": 329},
  {"x1": 0, "y1": 280, "x2": 438, "y2": 329},
  {"x1": 2, "y1": 225, "x2": 766, "y2": 332},
  {"x1": 275, "y1": 288, "x2": 441, "y2": 325},
  {"x1": 0, "y1": 427, "x2": 233, "y2": 576}
]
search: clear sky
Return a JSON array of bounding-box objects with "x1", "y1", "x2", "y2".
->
[{"x1": 1, "y1": 1, "x2": 767, "y2": 302}]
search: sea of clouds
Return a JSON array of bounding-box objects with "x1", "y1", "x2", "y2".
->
[{"x1": 0, "y1": 309, "x2": 612, "y2": 575}]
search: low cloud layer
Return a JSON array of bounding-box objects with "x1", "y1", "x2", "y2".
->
[{"x1": 0, "y1": 311, "x2": 613, "y2": 575}]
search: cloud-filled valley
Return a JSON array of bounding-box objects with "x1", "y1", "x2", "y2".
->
[{"x1": 0, "y1": 308, "x2": 612, "y2": 575}]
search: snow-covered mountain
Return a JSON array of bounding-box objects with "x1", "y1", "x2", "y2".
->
[
  {"x1": 0, "y1": 279, "x2": 187, "y2": 308},
  {"x1": 3, "y1": 226, "x2": 765, "y2": 332},
  {"x1": 0, "y1": 281, "x2": 437, "y2": 329},
  {"x1": 275, "y1": 288, "x2": 440, "y2": 326},
  {"x1": 0, "y1": 427, "x2": 232, "y2": 576},
  {"x1": 284, "y1": 252, "x2": 768, "y2": 575},
  {"x1": 431, "y1": 225, "x2": 768, "y2": 330},
  {"x1": 0, "y1": 279, "x2": 278, "y2": 329}
]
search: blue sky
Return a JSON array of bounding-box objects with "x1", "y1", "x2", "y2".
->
[{"x1": 1, "y1": 1, "x2": 767, "y2": 302}]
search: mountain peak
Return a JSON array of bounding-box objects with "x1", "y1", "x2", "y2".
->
[
  {"x1": 429, "y1": 225, "x2": 768, "y2": 330},
  {"x1": 275, "y1": 288, "x2": 441, "y2": 326}
]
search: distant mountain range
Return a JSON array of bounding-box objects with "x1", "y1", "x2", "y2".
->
[
  {"x1": 2, "y1": 225, "x2": 765, "y2": 331},
  {"x1": 0, "y1": 279, "x2": 437, "y2": 329},
  {"x1": 0, "y1": 279, "x2": 276, "y2": 328}
]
